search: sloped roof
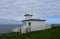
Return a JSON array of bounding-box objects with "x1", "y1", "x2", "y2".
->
[{"x1": 22, "y1": 19, "x2": 46, "y2": 22}]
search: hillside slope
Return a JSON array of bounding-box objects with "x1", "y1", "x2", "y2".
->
[{"x1": 0, "y1": 27, "x2": 60, "y2": 39}]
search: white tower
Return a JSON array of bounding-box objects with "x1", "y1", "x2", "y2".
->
[{"x1": 24, "y1": 13, "x2": 33, "y2": 20}]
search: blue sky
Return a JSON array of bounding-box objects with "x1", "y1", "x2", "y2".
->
[{"x1": 0, "y1": 0, "x2": 60, "y2": 24}]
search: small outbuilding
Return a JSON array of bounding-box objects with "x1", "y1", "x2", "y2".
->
[{"x1": 12, "y1": 27, "x2": 20, "y2": 32}]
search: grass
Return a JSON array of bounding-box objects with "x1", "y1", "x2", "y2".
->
[{"x1": 0, "y1": 26, "x2": 60, "y2": 39}]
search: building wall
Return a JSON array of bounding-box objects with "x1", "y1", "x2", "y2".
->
[
  {"x1": 12, "y1": 28, "x2": 20, "y2": 32},
  {"x1": 23, "y1": 21, "x2": 47, "y2": 31},
  {"x1": 25, "y1": 16, "x2": 32, "y2": 20},
  {"x1": 31, "y1": 21, "x2": 46, "y2": 31}
]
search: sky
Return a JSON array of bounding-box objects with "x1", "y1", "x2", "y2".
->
[{"x1": 0, "y1": 0, "x2": 60, "y2": 24}]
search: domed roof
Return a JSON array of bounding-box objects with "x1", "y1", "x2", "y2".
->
[{"x1": 24, "y1": 14, "x2": 33, "y2": 16}]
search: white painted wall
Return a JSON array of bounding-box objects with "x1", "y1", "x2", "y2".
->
[
  {"x1": 31, "y1": 21, "x2": 46, "y2": 31},
  {"x1": 21, "y1": 26, "x2": 30, "y2": 34},
  {"x1": 25, "y1": 16, "x2": 32, "y2": 20},
  {"x1": 11, "y1": 21, "x2": 51, "y2": 34},
  {"x1": 12, "y1": 27, "x2": 20, "y2": 32},
  {"x1": 22, "y1": 21, "x2": 47, "y2": 31}
]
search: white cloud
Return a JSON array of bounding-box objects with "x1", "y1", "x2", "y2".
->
[{"x1": 0, "y1": 0, "x2": 60, "y2": 20}]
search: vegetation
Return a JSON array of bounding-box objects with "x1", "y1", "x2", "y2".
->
[{"x1": 0, "y1": 26, "x2": 60, "y2": 39}]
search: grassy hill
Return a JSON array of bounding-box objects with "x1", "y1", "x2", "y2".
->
[{"x1": 0, "y1": 27, "x2": 60, "y2": 39}]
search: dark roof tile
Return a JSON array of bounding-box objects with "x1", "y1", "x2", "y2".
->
[{"x1": 22, "y1": 19, "x2": 46, "y2": 22}]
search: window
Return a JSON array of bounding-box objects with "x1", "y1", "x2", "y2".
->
[{"x1": 28, "y1": 22, "x2": 31, "y2": 26}]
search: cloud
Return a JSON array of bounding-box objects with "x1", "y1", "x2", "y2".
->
[{"x1": 0, "y1": 0, "x2": 60, "y2": 20}]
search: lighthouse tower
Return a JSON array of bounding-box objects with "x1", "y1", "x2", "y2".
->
[{"x1": 24, "y1": 13, "x2": 33, "y2": 20}]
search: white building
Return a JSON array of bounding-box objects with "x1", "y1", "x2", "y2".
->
[
  {"x1": 12, "y1": 13, "x2": 51, "y2": 34},
  {"x1": 21, "y1": 13, "x2": 51, "y2": 34}
]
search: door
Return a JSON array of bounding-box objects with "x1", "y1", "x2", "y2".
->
[{"x1": 28, "y1": 22, "x2": 31, "y2": 31}]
